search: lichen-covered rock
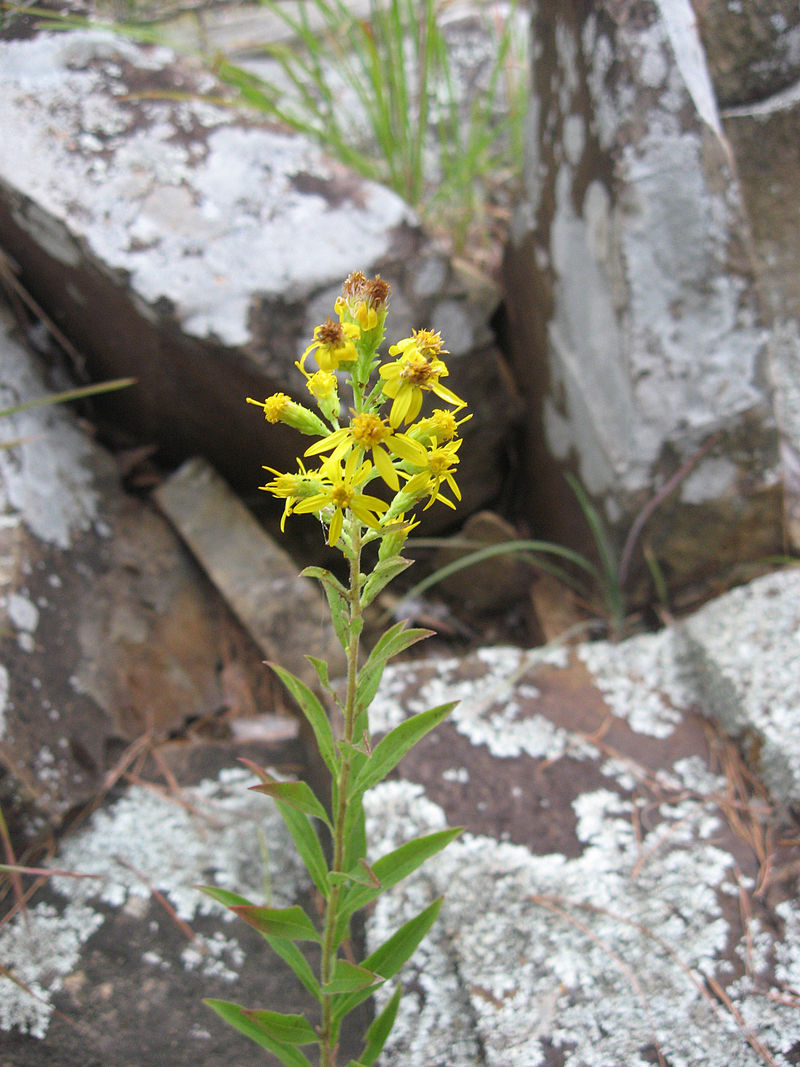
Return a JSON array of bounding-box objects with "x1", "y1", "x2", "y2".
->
[
  {"x1": 0, "y1": 317, "x2": 288, "y2": 845},
  {"x1": 692, "y1": 0, "x2": 800, "y2": 107},
  {"x1": 503, "y1": 0, "x2": 783, "y2": 595},
  {"x1": 362, "y1": 614, "x2": 800, "y2": 1064},
  {"x1": 679, "y1": 566, "x2": 800, "y2": 805},
  {"x1": 0, "y1": 27, "x2": 518, "y2": 534}
]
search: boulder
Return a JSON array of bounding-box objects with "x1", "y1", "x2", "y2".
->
[
  {"x1": 0, "y1": 312, "x2": 297, "y2": 846},
  {"x1": 692, "y1": 0, "x2": 800, "y2": 107},
  {"x1": 503, "y1": 0, "x2": 784, "y2": 598},
  {"x1": 2, "y1": 567, "x2": 799, "y2": 1063},
  {"x1": 0, "y1": 26, "x2": 519, "y2": 538}
]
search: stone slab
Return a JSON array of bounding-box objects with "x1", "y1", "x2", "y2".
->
[{"x1": 154, "y1": 455, "x2": 346, "y2": 683}]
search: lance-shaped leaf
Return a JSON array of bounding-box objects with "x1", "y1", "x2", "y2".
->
[
  {"x1": 349, "y1": 702, "x2": 456, "y2": 799},
  {"x1": 360, "y1": 555, "x2": 412, "y2": 607},
  {"x1": 359, "y1": 983, "x2": 403, "y2": 1066},
  {"x1": 262, "y1": 935, "x2": 321, "y2": 1001},
  {"x1": 331, "y1": 898, "x2": 443, "y2": 1022},
  {"x1": 246, "y1": 767, "x2": 332, "y2": 831},
  {"x1": 273, "y1": 798, "x2": 331, "y2": 898},
  {"x1": 342, "y1": 794, "x2": 367, "y2": 873},
  {"x1": 337, "y1": 827, "x2": 462, "y2": 935},
  {"x1": 198, "y1": 887, "x2": 321, "y2": 998},
  {"x1": 354, "y1": 621, "x2": 432, "y2": 725},
  {"x1": 242, "y1": 1008, "x2": 318, "y2": 1045},
  {"x1": 322, "y1": 958, "x2": 381, "y2": 994},
  {"x1": 196, "y1": 884, "x2": 253, "y2": 910},
  {"x1": 269, "y1": 663, "x2": 337, "y2": 775},
  {"x1": 231, "y1": 904, "x2": 321, "y2": 942},
  {"x1": 306, "y1": 654, "x2": 343, "y2": 709},
  {"x1": 302, "y1": 566, "x2": 350, "y2": 650},
  {"x1": 204, "y1": 999, "x2": 313, "y2": 1067}
]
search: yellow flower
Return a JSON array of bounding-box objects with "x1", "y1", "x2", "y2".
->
[
  {"x1": 399, "y1": 438, "x2": 463, "y2": 511},
  {"x1": 305, "y1": 369, "x2": 340, "y2": 423},
  {"x1": 258, "y1": 460, "x2": 321, "y2": 531},
  {"x1": 292, "y1": 451, "x2": 389, "y2": 546},
  {"x1": 299, "y1": 318, "x2": 360, "y2": 374},
  {"x1": 247, "y1": 394, "x2": 328, "y2": 436},
  {"x1": 305, "y1": 412, "x2": 427, "y2": 491},
  {"x1": 379, "y1": 331, "x2": 466, "y2": 427},
  {"x1": 409, "y1": 408, "x2": 472, "y2": 447}
]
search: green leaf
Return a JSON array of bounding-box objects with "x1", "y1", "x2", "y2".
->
[
  {"x1": 231, "y1": 904, "x2": 321, "y2": 942},
  {"x1": 272, "y1": 799, "x2": 330, "y2": 898},
  {"x1": 359, "y1": 983, "x2": 403, "y2": 1065},
  {"x1": 269, "y1": 663, "x2": 337, "y2": 775},
  {"x1": 342, "y1": 795, "x2": 367, "y2": 874},
  {"x1": 354, "y1": 622, "x2": 432, "y2": 722},
  {"x1": 350, "y1": 702, "x2": 456, "y2": 798},
  {"x1": 332, "y1": 898, "x2": 443, "y2": 1022},
  {"x1": 306, "y1": 654, "x2": 342, "y2": 706},
  {"x1": 242, "y1": 1008, "x2": 318, "y2": 1045},
  {"x1": 261, "y1": 935, "x2": 321, "y2": 1000},
  {"x1": 340, "y1": 827, "x2": 462, "y2": 924},
  {"x1": 322, "y1": 958, "x2": 381, "y2": 994},
  {"x1": 361, "y1": 555, "x2": 412, "y2": 606},
  {"x1": 204, "y1": 999, "x2": 313, "y2": 1066},
  {"x1": 195, "y1": 884, "x2": 254, "y2": 910},
  {"x1": 250, "y1": 778, "x2": 332, "y2": 831},
  {"x1": 302, "y1": 566, "x2": 351, "y2": 650}
]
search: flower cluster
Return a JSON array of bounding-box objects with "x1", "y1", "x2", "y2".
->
[{"x1": 247, "y1": 272, "x2": 469, "y2": 548}]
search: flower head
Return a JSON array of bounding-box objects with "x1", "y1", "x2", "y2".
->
[
  {"x1": 305, "y1": 369, "x2": 340, "y2": 423},
  {"x1": 247, "y1": 394, "x2": 328, "y2": 436},
  {"x1": 304, "y1": 412, "x2": 427, "y2": 491},
  {"x1": 379, "y1": 331, "x2": 465, "y2": 427},
  {"x1": 292, "y1": 451, "x2": 389, "y2": 546},
  {"x1": 259, "y1": 460, "x2": 321, "y2": 530},
  {"x1": 299, "y1": 318, "x2": 360, "y2": 374},
  {"x1": 410, "y1": 408, "x2": 472, "y2": 448},
  {"x1": 396, "y1": 437, "x2": 463, "y2": 511}
]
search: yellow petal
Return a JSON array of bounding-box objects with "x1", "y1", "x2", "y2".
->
[{"x1": 373, "y1": 444, "x2": 400, "y2": 490}]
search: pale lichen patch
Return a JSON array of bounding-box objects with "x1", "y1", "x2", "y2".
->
[
  {"x1": 0, "y1": 768, "x2": 307, "y2": 1039},
  {"x1": 363, "y1": 773, "x2": 797, "y2": 1066}
]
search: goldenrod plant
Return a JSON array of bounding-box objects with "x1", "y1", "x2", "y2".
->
[{"x1": 200, "y1": 273, "x2": 467, "y2": 1067}]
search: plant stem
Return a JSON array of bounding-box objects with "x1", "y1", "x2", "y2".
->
[{"x1": 320, "y1": 520, "x2": 364, "y2": 1067}]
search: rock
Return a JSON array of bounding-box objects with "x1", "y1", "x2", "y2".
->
[
  {"x1": 4, "y1": 568, "x2": 799, "y2": 1064},
  {"x1": 503, "y1": 0, "x2": 783, "y2": 597},
  {"x1": 154, "y1": 456, "x2": 346, "y2": 684},
  {"x1": 0, "y1": 761, "x2": 367, "y2": 1066},
  {"x1": 692, "y1": 0, "x2": 800, "y2": 107},
  {"x1": 433, "y1": 509, "x2": 531, "y2": 615},
  {"x1": 679, "y1": 567, "x2": 800, "y2": 806},
  {"x1": 0, "y1": 314, "x2": 292, "y2": 846},
  {"x1": 0, "y1": 26, "x2": 519, "y2": 536}
]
